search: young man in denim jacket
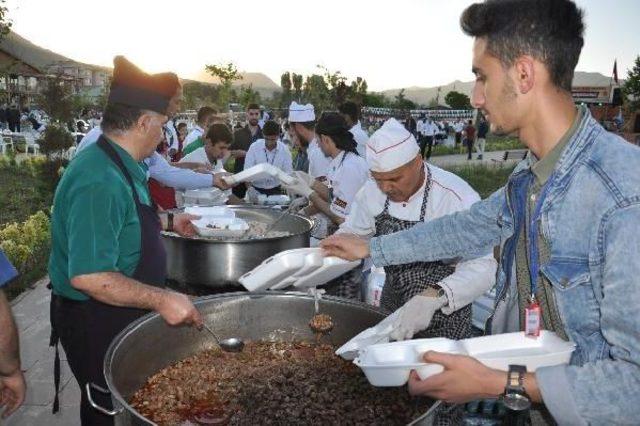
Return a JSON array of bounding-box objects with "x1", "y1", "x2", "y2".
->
[{"x1": 322, "y1": 1, "x2": 640, "y2": 424}]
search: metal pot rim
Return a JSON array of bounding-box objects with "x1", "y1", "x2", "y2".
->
[
  {"x1": 163, "y1": 207, "x2": 314, "y2": 244},
  {"x1": 102, "y1": 291, "x2": 386, "y2": 423}
]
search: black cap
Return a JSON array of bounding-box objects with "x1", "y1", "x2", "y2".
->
[{"x1": 107, "y1": 56, "x2": 179, "y2": 114}]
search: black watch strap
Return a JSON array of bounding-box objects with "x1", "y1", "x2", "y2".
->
[
  {"x1": 506, "y1": 364, "x2": 527, "y2": 392},
  {"x1": 167, "y1": 212, "x2": 174, "y2": 232}
]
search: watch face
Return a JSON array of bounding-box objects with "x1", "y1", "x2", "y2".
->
[{"x1": 504, "y1": 392, "x2": 531, "y2": 411}]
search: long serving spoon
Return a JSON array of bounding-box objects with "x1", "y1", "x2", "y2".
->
[{"x1": 202, "y1": 323, "x2": 245, "y2": 353}]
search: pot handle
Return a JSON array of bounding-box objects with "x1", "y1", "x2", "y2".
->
[{"x1": 86, "y1": 383, "x2": 124, "y2": 416}]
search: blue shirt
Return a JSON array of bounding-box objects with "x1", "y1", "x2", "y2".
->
[{"x1": 0, "y1": 249, "x2": 18, "y2": 287}]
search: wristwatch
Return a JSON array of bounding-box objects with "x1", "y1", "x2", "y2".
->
[{"x1": 503, "y1": 365, "x2": 531, "y2": 411}]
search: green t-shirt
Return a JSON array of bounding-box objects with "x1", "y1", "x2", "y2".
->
[
  {"x1": 181, "y1": 137, "x2": 204, "y2": 157},
  {"x1": 48, "y1": 138, "x2": 151, "y2": 301}
]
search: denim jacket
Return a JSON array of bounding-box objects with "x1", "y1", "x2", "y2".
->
[{"x1": 369, "y1": 108, "x2": 640, "y2": 425}]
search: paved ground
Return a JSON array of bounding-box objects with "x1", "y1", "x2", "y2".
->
[{"x1": 5, "y1": 277, "x2": 80, "y2": 426}]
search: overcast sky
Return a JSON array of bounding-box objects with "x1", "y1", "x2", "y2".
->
[{"x1": 5, "y1": 0, "x2": 639, "y2": 91}]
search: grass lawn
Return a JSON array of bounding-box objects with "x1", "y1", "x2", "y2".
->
[
  {"x1": 430, "y1": 135, "x2": 524, "y2": 157},
  {"x1": 443, "y1": 163, "x2": 516, "y2": 199}
]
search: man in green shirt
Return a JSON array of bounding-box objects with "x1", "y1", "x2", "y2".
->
[{"x1": 48, "y1": 56, "x2": 206, "y2": 426}]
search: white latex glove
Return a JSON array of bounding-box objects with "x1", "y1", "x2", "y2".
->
[
  {"x1": 288, "y1": 196, "x2": 308, "y2": 213},
  {"x1": 283, "y1": 178, "x2": 313, "y2": 198},
  {"x1": 291, "y1": 170, "x2": 315, "y2": 187},
  {"x1": 389, "y1": 295, "x2": 447, "y2": 341}
]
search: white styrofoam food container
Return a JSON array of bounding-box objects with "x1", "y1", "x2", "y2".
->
[
  {"x1": 265, "y1": 194, "x2": 291, "y2": 205},
  {"x1": 353, "y1": 331, "x2": 575, "y2": 387},
  {"x1": 292, "y1": 255, "x2": 360, "y2": 290},
  {"x1": 238, "y1": 248, "x2": 360, "y2": 292},
  {"x1": 238, "y1": 248, "x2": 322, "y2": 292},
  {"x1": 180, "y1": 188, "x2": 227, "y2": 207},
  {"x1": 184, "y1": 206, "x2": 235, "y2": 218},
  {"x1": 355, "y1": 339, "x2": 464, "y2": 387},
  {"x1": 222, "y1": 164, "x2": 295, "y2": 186},
  {"x1": 191, "y1": 217, "x2": 249, "y2": 238},
  {"x1": 462, "y1": 331, "x2": 576, "y2": 372}
]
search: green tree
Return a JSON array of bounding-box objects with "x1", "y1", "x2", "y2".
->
[
  {"x1": 182, "y1": 81, "x2": 220, "y2": 110},
  {"x1": 292, "y1": 73, "x2": 303, "y2": 101},
  {"x1": 0, "y1": 0, "x2": 12, "y2": 40},
  {"x1": 445, "y1": 90, "x2": 471, "y2": 109},
  {"x1": 238, "y1": 84, "x2": 261, "y2": 106},
  {"x1": 361, "y1": 92, "x2": 389, "y2": 108},
  {"x1": 205, "y1": 62, "x2": 242, "y2": 110},
  {"x1": 303, "y1": 74, "x2": 330, "y2": 111},
  {"x1": 280, "y1": 72, "x2": 292, "y2": 107},
  {"x1": 394, "y1": 89, "x2": 416, "y2": 110},
  {"x1": 623, "y1": 55, "x2": 640, "y2": 111},
  {"x1": 38, "y1": 76, "x2": 75, "y2": 123}
]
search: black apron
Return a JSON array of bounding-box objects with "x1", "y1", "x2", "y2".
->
[
  {"x1": 49, "y1": 136, "x2": 167, "y2": 425},
  {"x1": 374, "y1": 164, "x2": 470, "y2": 426}
]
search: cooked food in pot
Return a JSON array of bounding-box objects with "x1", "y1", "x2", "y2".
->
[{"x1": 130, "y1": 341, "x2": 428, "y2": 425}]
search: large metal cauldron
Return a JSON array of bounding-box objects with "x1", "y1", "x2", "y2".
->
[
  {"x1": 162, "y1": 206, "x2": 313, "y2": 289},
  {"x1": 96, "y1": 292, "x2": 386, "y2": 425}
]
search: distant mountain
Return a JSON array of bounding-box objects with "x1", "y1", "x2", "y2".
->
[
  {"x1": 0, "y1": 31, "x2": 109, "y2": 71},
  {"x1": 192, "y1": 70, "x2": 281, "y2": 98},
  {"x1": 382, "y1": 71, "x2": 617, "y2": 106}
]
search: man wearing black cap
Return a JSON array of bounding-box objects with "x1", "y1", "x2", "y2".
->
[{"x1": 48, "y1": 56, "x2": 205, "y2": 425}]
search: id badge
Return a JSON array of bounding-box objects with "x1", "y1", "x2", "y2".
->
[{"x1": 525, "y1": 300, "x2": 541, "y2": 338}]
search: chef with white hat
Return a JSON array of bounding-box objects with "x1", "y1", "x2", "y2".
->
[
  {"x1": 326, "y1": 118, "x2": 497, "y2": 423},
  {"x1": 288, "y1": 102, "x2": 331, "y2": 181},
  {"x1": 330, "y1": 118, "x2": 497, "y2": 339}
]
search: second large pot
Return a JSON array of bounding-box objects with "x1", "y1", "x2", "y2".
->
[{"x1": 162, "y1": 206, "x2": 313, "y2": 289}]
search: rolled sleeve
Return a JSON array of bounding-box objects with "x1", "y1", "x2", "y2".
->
[
  {"x1": 66, "y1": 185, "x2": 127, "y2": 278},
  {"x1": 438, "y1": 254, "x2": 497, "y2": 314}
]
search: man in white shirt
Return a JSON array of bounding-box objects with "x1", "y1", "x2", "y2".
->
[
  {"x1": 183, "y1": 106, "x2": 217, "y2": 149},
  {"x1": 244, "y1": 120, "x2": 293, "y2": 196},
  {"x1": 323, "y1": 118, "x2": 496, "y2": 423},
  {"x1": 288, "y1": 101, "x2": 331, "y2": 181},
  {"x1": 180, "y1": 123, "x2": 233, "y2": 173},
  {"x1": 453, "y1": 119, "x2": 465, "y2": 149},
  {"x1": 284, "y1": 113, "x2": 369, "y2": 298},
  {"x1": 338, "y1": 101, "x2": 369, "y2": 157},
  {"x1": 328, "y1": 118, "x2": 496, "y2": 335},
  {"x1": 420, "y1": 117, "x2": 439, "y2": 159}
]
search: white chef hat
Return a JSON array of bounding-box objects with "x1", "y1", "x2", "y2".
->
[
  {"x1": 288, "y1": 101, "x2": 315, "y2": 122},
  {"x1": 366, "y1": 118, "x2": 420, "y2": 172}
]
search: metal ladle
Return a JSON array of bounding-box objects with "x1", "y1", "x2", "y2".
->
[
  {"x1": 258, "y1": 203, "x2": 297, "y2": 237},
  {"x1": 202, "y1": 323, "x2": 245, "y2": 352}
]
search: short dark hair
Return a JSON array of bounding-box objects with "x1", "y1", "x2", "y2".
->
[
  {"x1": 206, "y1": 123, "x2": 233, "y2": 145},
  {"x1": 338, "y1": 101, "x2": 359, "y2": 124},
  {"x1": 292, "y1": 121, "x2": 315, "y2": 131},
  {"x1": 101, "y1": 103, "x2": 145, "y2": 134},
  {"x1": 197, "y1": 106, "x2": 217, "y2": 123},
  {"x1": 262, "y1": 120, "x2": 280, "y2": 137},
  {"x1": 177, "y1": 122, "x2": 187, "y2": 129},
  {"x1": 460, "y1": 0, "x2": 584, "y2": 92},
  {"x1": 246, "y1": 103, "x2": 260, "y2": 111},
  {"x1": 316, "y1": 112, "x2": 358, "y2": 156}
]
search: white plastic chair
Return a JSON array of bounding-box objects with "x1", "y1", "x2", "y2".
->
[
  {"x1": 23, "y1": 133, "x2": 40, "y2": 156},
  {"x1": 0, "y1": 136, "x2": 13, "y2": 155}
]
